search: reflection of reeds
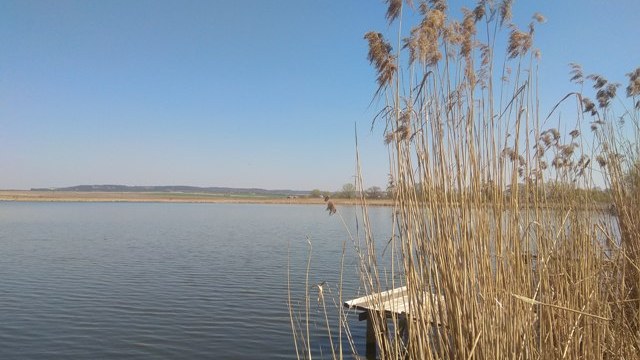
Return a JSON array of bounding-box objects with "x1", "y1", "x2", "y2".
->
[{"x1": 290, "y1": 0, "x2": 639, "y2": 358}]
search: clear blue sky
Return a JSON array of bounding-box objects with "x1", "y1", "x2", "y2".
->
[{"x1": 1, "y1": 1, "x2": 638, "y2": 191}]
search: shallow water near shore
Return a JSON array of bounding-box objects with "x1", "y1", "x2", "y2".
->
[{"x1": 0, "y1": 202, "x2": 393, "y2": 359}]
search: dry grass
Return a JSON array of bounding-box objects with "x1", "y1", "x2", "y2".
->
[{"x1": 289, "y1": 1, "x2": 639, "y2": 358}]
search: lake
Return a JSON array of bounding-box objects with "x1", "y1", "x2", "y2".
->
[{"x1": 0, "y1": 202, "x2": 393, "y2": 359}]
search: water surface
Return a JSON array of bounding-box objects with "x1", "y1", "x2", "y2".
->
[{"x1": 0, "y1": 202, "x2": 392, "y2": 359}]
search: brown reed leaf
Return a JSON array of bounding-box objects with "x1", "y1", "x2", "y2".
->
[{"x1": 512, "y1": 294, "x2": 611, "y2": 321}]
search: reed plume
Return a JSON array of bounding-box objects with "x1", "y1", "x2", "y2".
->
[{"x1": 365, "y1": 32, "x2": 397, "y2": 96}]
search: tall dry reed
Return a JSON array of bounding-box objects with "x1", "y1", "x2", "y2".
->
[{"x1": 290, "y1": 1, "x2": 639, "y2": 358}]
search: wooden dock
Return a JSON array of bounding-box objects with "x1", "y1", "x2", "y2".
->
[{"x1": 344, "y1": 286, "x2": 445, "y2": 358}]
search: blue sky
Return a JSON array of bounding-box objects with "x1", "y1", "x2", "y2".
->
[{"x1": 1, "y1": 1, "x2": 639, "y2": 191}]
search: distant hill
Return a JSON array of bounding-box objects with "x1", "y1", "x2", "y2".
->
[{"x1": 30, "y1": 185, "x2": 310, "y2": 197}]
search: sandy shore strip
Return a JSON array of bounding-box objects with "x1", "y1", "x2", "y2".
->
[{"x1": 0, "y1": 191, "x2": 394, "y2": 206}]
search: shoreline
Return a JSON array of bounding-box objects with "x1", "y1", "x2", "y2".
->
[
  {"x1": 0, "y1": 191, "x2": 611, "y2": 210},
  {"x1": 0, "y1": 191, "x2": 394, "y2": 206}
]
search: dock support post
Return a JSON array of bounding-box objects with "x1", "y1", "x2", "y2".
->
[{"x1": 365, "y1": 311, "x2": 376, "y2": 359}]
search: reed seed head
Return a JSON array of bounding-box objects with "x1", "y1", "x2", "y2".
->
[
  {"x1": 588, "y1": 74, "x2": 608, "y2": 89},
  {"x1": 406, "y1": 8, "x2": 444, "y2": 65},
  {"x1": 385, "y1": 0, "x2": 402, "y2": 24},
  {"x1": 499, "y1": 0, "x2": 513, "y2": 26},
  {"x1": 577, "y1": 155, "x2": 590, "y2": 169},
  {"x1": 443, "y1": 21, "x2": 464, "y2": 47},
  {"x1": 473, "y1": 1, "x2": 486, "y2": 22},
  {"x1": 385, "y1": 125, "x2": 411, "y2": 144},
  {"x1": 428, "y1": 0, "x2": 447, "y2": 12},
  {"x1": 507, "y1": 25, "x2": 532, "y2": 59},
  {"x1": 365, "y1": 32, "x2": 397, "y2": 94},
  {"x1": 569, "y1": 63, "x2": 584, "y2": 84},
  {"x1": 460, "y1": 8, "x2": 477, "y2": 57},
  {"x1": 626, "y1": 67, "x2": 640, "y2": 98},
  {"x1": 596, "y1": 83, "x2": 619, "y2": 108},
  {"x1": 534, "y1": 49, "x2": 541, "y2": 60},
  {"x1": 582, "y1": 97, "x2": 597, "y2": 115},
  {"x1": 326, "y1": 200, "x2": 336, "y2": 215},
  {"x1": 560, "y1": 143, "x2": 578, "y2": 157},
  {"x1": 532, "y1": 12, "x2": 546, "y2": 23},
  {"x1": 552, "y1": 156, "x2": 567, "y2": 169}
]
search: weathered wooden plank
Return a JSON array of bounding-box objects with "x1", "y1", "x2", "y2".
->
[
  {"x1": 344, "y1": 286, "x2": 445, "y2": 325},
  {"x1": 344, "y1": 286, "x2": 408, "y2": 310}
]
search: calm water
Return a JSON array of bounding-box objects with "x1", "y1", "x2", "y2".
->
[{"x1": 0, "y1": 202, "x2": 393, "y2": 359}]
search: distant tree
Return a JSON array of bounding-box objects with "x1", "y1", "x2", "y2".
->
[
  {"x1": 309, "y1": 189, "x2": 322, "y2": 198},
  {"x1": 365, "y1": 186, "x2": 383, "y2": 199},
  {"x1": 339, "y1": 183, "x2": 356, "y2": 199}
]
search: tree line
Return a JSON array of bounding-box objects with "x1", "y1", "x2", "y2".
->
[
  {"x1": 308, "y1": 181, "x2": 616, "y2": 203},
  {"x1": 308, "y1": 184, "x2": 388, "y2": 199}
]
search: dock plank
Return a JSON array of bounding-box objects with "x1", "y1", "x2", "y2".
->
[{"x1": 344, "y1": 286, "x2": 445, "y2": 324}]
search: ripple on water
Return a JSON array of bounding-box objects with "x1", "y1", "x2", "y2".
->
[{"x1": 0, "y1": 202, "x2": 392, "y2": 359}]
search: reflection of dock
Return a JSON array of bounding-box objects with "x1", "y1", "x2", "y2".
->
[{"x1": 344, "y1": 286, "x2": 444, "y2": 359}]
